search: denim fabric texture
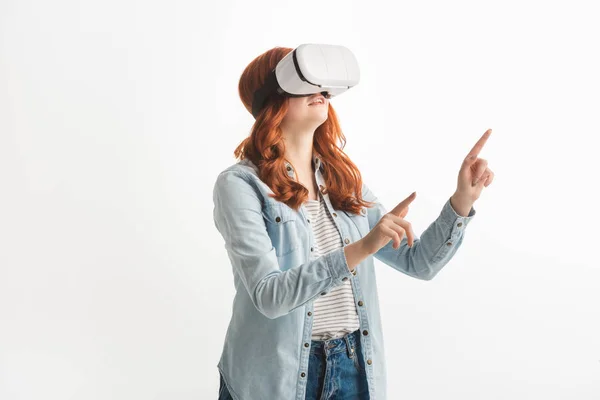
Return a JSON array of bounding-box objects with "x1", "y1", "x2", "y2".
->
[
  {"x1": 305, "y1": 329, "x2": 370, "y2": 399},
  {"x1": 218, "y1": 329, "x2": 369, "y2": 400},
  {"x1": 212, "y1": 153, "x2": 476, "y2": 399}
]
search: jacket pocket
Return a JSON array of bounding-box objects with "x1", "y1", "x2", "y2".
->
[
  {"x1": 343, "y1": 208, "x2": 369, "y2": 238},
  {"x1": 262, "y1": 202, "x2": 301, "y2": 257}
]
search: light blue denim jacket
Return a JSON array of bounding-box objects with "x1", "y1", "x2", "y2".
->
[{"x1": 212, "y1": 153, "x2": 476, "y2": 400}]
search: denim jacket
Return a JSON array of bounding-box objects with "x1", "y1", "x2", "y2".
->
[{"x1": 212, "y1": 153, "x2": 476, "y2": 400}]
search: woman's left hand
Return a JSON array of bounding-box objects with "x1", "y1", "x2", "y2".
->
[{"x1": 451, "y1": 129, "x2": 495, "y2": 212}]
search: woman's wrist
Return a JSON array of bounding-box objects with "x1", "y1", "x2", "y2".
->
[{"x1": 343, "y1": 240, "x2": 370, "y2": 272}]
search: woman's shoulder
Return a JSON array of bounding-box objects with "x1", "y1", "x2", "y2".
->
[
  {"x1": 217, "y1": 158, "x2": 259, "y2": 178},
  {"x1": 213, "y1": 159, "x2": 270, "y2": 205}
]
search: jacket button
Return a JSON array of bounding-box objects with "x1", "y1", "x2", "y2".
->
[
  {"x1": 362, "y1": 330, "x2": 369, "y2": 336},
  {"x1": 457, "y1": 222, "x2": 462, "y2": 227},
  {"x1": 367, "y1": 359, "x2": 372, "y2": 365},
  {"x1": 287, "y1": 166, "x2": 292, "y2": 171},
  {"x1": 342, "y1": 277, "x2": 348, "y2": 281},
  {"x1": 301, "y1": 372, "x2": 306, "y2": 377},
  {"x1": 310, "y1": 247, "x2": 314, "y2": 252},
  {"x1": 275, "y1": 217, "x2": 281, "y2": 223},
  {"x1": 307, "y1": 311, "x2": 312, "y2": 316},
  {"x1": 332, "y1": 212, "x2": 337, "y2": 217},
  {"x1": 304, "y1": 343, "x2": 309, "y2": 347},
  {"x1": 307, "y1": 219, "x2": 310, "y2": 223},
  {"x1": 358, "y1": 301, "x2": 363, "y2": 306},
  {"x1": 321, "y1": 291, "x2": 327, "y2": 296},
  {"x1": 352, "y1": 269, "x2": 357, "y2": 276},
  {"x1": 344, "y1": 238, "x2": 350, "y2": 244},
  {"x1": 446, "y1": 242, "x2": 452, "y2": 246},
  {"x1": 361, "y1": 208, "x2": 366, "y2": 214}
]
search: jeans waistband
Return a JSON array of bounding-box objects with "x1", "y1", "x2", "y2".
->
[{"x1": 309, "y1": 329, "x2": 361, "y2": 358}]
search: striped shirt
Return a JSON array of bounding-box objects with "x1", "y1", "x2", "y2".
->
[{"x1": 304, "y1": 192, "x2": 360, "y2": 341}]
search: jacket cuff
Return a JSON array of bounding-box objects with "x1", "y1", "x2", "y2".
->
[
  {"x1": 440, "y1": 197, "x2": 476, "y2": 232},
  {"x1": 326, "y1": 247, "x2": 354, "y2": 285}
]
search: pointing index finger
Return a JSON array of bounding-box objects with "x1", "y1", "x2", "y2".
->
[
  {"x1": 390, "y1": 192, "x2": 416, "y2": 217},
  {"x1": 467, "y1": 129, "x2": 492, "y2": 159}
]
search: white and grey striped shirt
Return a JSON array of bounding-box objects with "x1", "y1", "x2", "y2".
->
[{"x1": 305, "y1": 193, "x2": 360, "y2": 341}]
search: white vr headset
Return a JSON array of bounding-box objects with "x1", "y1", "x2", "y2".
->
[{"x1": 251, "y1": 43, "x2": 360, "y2": 118}]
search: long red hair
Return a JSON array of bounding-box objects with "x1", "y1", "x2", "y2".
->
[{"x1": 234, "y1": 46, "x2": 374, "y2": 215}]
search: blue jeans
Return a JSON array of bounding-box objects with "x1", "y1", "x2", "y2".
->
[{"x1": 218, "y1": 329, "x2": 370, "y2": 399}]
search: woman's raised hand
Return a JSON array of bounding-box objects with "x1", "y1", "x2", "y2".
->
[{"x1": 360, "y1": 192, "x2": 417, "y2": 255}]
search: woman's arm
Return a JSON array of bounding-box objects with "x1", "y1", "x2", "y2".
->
[
  {"x1": 361, "y1": 182, "x2": 476, "y2": 280},
  {"x1": 213, "y1": 170, "x2": 354, "y2": 319}
]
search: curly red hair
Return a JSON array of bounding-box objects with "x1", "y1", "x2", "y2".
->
[{"x1": 234, "y1": 46, "x2": 374, "y2": 215}]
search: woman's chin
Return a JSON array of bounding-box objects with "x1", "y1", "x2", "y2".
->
[
  {"x1": 308, "y1": 109, "x2": 328, "y2": 121},
  {"x1": 310, "y1": 115, "x2": 328, "y2": 126}
]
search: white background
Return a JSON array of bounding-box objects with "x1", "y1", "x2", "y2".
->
[{"x1": 1, "y1": 0, "x2": 599, "y2": 399}]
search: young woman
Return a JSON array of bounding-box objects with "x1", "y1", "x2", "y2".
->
[{"x1": 213, "y1": 46, "x2": 493, "y2": 400}]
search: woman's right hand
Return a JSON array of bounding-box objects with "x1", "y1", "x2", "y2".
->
[{"x1": 360, "y1": 192, "x2": 417, "y2": 255}]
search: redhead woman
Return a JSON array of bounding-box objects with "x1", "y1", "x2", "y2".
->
[{"x1": 213, "y1": 46, "x2": 494, "y2": 400}]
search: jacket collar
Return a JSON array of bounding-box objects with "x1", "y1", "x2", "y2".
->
[{"x1": 284, "y1": 151, "x2": 323, "y2": 179}]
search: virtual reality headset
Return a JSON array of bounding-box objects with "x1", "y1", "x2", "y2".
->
[{"x1": 251, "y1": 43, "x2": 360, "y2": 118}]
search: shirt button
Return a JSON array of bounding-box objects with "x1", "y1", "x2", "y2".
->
[
  {"x1": 332, "y1": 212, "x2": 337, "y2": 217},
  {"x1": 307, "y1": 219, "x2": 310, "y2": 223},
  {"x1": 352, "y1": 269, "x2": 357, "y2": 276},
  {"x1": 362, "y1": 330, "x2": 369, "y2": 336},
  {"x1": 307, "y1": 311, "x2": 312, "y2": 316},
  {"x1": 304, "y1": 343, "x2": 309, "y2": 347},
  {"x1": 310, "y1": 247, "x2": 314, "y2": 252},
  {"x1": 446, "y1": 242, "x2": 452, "y2": 246},
  {"x1": 457, "y1": 222, "x2": 462, "y2": 227},
  {"x1": 287, "y1": 166, "x2": 292, "y2": 171},
  {"x1": 358, "y1": 301, "x2": 363, "y2": 306},
  {"x1": 361, "y1": 208, "x2": 366, "y2": 214},
  {"x1": 321, "y1": 291, "x2": 327, "y2": 296},
  {"x1": 275, "y1": 217, "x2": 281, "y2": 223},
  {"x1": 344, "y1": 238, "x2": 350, "y2": 244},
  {"x1": 367, "y1": 359, "x2": 372, "y2": 365},
  {"x1": 342, "y1": 277, "x2": 348, "y2": 281},
  {"x1": 301, "y1": 372, "x2": 306, "y2": 378}
]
